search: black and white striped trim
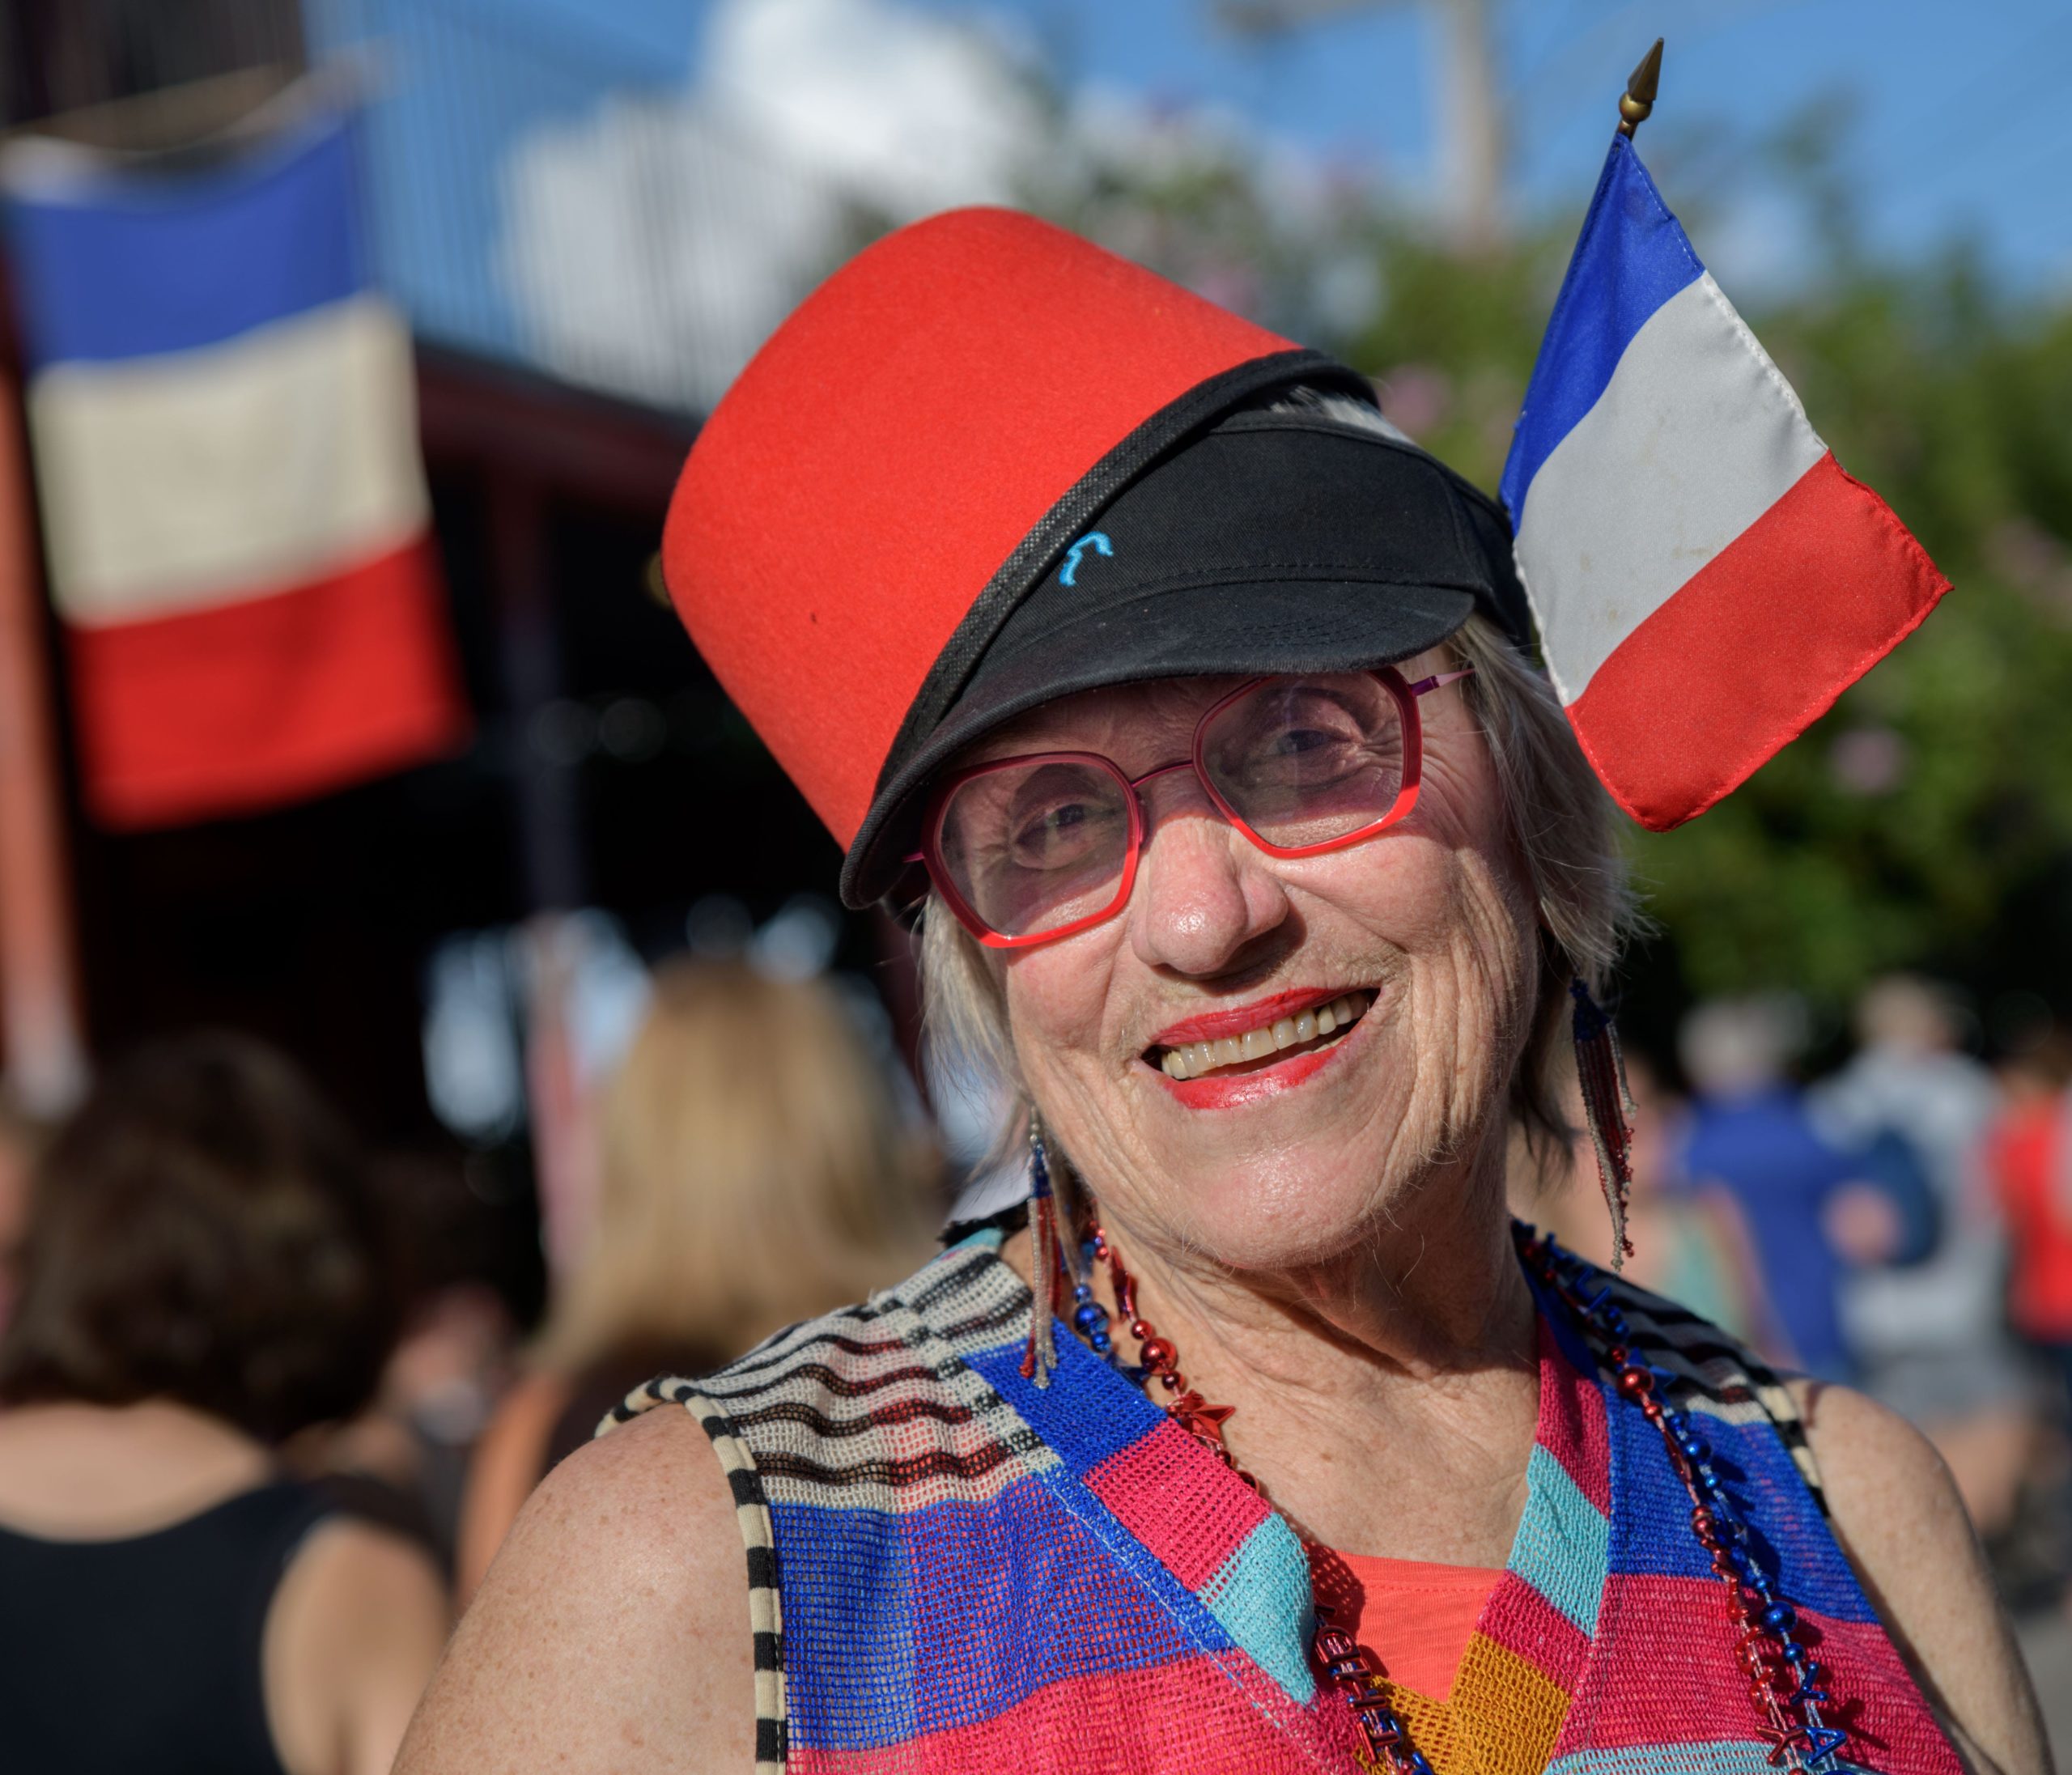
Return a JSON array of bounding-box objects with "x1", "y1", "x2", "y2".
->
[
  {"x1": 1596, "y1": 1270, "x2": 1830, "y2": 1514},
  {"x1": 603, "y1": 1376, "x2": 788, "y2": 1773}
]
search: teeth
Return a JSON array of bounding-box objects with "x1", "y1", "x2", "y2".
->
[{"x1": 1153, "y1": 993, "x2": 1369, "y2": 1082}]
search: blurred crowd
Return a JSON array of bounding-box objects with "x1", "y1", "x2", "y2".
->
[
  {"x1": 1528, "y1": 975, "x2": 2072, "y2": 1599},
  {"x1": 6, "y1": 960, "x2": 2072, "y2": 1768},
  {"x1": 0, "y1": 954, "x2": 939, "y2": 1775}
]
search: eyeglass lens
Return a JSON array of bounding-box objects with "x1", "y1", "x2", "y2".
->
[{"x1": 934, "y1": 674, "x2": 1409, "y2": 941}]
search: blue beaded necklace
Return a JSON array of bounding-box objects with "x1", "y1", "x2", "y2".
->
[{"x1": 1525, "y1": 1225, "x2": 1862, "y2": 1772}]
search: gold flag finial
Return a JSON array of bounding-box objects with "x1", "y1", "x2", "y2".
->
[{"x1": 1618, "y1": 39, "x2": 1664, "y2": 138}]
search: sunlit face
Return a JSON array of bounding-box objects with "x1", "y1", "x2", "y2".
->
[{"x1": 973, "y1": 648, "x2": 1540, "y2": 1276}]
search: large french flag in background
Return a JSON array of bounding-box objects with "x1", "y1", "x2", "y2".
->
[
  {"x1": 1501, "y1": 135, "x2": 1948, "y2": 831},
  {"x1": 1, "y1": 105, "x2": 467, "y2": 829}
]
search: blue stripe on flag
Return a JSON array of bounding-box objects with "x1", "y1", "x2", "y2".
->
[
  {"x1": 1499, "y1": 135, "x2": 1706, "y2": 525},
  {"x1": 1, "y1": 111, "x2": 367, "y2": 368}
]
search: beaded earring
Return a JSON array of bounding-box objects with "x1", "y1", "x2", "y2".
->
[
  {"x1": 1570, "y1": 978, "x2": 1636, "y2": 1269},
  {"x1": 1021, "y1": 1109, "x2": 1064, "y2": 1386}
]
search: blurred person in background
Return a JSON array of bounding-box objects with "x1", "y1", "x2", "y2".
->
[
  {"x1": 1985, "y1": 1032, "x2": 2072, "y2": 1576},
  {"x1": 0, "y1": 1034, "x2": 448, "y2": 1775},
  {"x1": 1523, "y1": 1049, "x2": 1768, "y2": 1344},
  {"x1": 314, "y1": 1152, "x2": 528, "y2": 1578},
  {"x1": 1989, "y1": 1034, "x2": 2072, "y2": 1366},
  {"x1": 1811, "y1": 977, "x2": 2030, "y2": 1539},
  {"x1": 0, "y1": 1086, "x2": 49, "y2": 1332},
  {"x1": 454, "y1": 955, "x2": 936, "y2": 1598},
  {"x1": 1678, "y1": 996, "x2": 1930, "y2": 1383}
]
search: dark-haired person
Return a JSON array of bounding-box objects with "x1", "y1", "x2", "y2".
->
[{"x1": 0, "y1": 1034, "x2": 449, "y2": 1775}]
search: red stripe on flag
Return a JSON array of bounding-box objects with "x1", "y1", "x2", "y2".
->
[
  {"x1": 1565, "y1": 450, "x2": 1949, "y2": 832},
  {"x1": 66, "y1": 537, "x2": 470, "y2": 830}
]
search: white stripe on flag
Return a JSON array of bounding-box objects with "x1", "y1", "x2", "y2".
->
[
  {"x1": 1515, "y1": 273, "x2": 1825, "y2": 705},
  {"x1": 28, "y1": 293, "x2": 429, "y2": 626}
]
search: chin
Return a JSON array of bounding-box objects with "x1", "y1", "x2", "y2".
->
[
  {"x1": 1174, "y1": 1159, "x2": 1415, "y2": 1274},
  {"x1": 1134, "y1": 1078, "x2": 1434, "y2": 1276},
  {"x1": 1114, "y1": 1011, "x2": 1506, "y2": 1273}
]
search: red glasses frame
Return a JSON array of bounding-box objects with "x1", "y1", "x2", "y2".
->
[{"x1": 914, "y1": 666, "x2": 1475, "y2": 949}]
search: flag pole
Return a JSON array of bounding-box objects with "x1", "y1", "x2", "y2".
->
[
  {"x1": 0, "y1": 342, "x2": 86, "y2": 1115},
  {"x1": 1618, "y1": 38, "x2": 1664, "y2": 138}
]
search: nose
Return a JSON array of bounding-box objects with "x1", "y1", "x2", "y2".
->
[{"x1": 1125, "y1": 771, "x2": 1291, "y2": 976}]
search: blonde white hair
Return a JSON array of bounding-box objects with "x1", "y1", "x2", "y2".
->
[{"x1": 537, "y1": 956, "x2": 936, "y2": 1373}]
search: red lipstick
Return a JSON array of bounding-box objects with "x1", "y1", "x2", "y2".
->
[
  {"x1": 1154, "y1": 1001, "x2": 1374, "y2": 1108},
  {"x1": 1149, "y1": 987, "x2": 1352, "y2": 1050}
]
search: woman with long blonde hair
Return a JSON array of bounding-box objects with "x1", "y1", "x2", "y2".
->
[{"x1": 456, "y1": 956, "x2": 936, "y2": 1597}]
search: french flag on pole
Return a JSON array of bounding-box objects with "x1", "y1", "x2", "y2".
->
[
  {"x1": 1, "y1": 104, "x2": 467, "y2": 829},
  {"x1": 1501, "y1": 133, "x2": 1949, "y2": 830}
]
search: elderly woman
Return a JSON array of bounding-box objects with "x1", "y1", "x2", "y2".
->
[{"x1": 397, "y1": 213, "x2": 2044, "y2": 1775}]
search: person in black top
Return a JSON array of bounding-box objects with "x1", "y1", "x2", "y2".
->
[{"x1": 0, "y1": 1034, "x2": 449, "y2": 1775}]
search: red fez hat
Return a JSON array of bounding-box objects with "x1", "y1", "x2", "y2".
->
[{"x1": 663, "y1": 207, "x2": 1520, "y2": 907}]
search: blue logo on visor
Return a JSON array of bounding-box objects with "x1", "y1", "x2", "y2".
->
[{"x1": 1059, "y1": 532, "x2": 1114, "y2": 586}]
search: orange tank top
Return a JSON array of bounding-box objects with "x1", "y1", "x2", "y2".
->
[{"x1": 1310, "y1": 1549, "x2": 1503, "y2": 1703}]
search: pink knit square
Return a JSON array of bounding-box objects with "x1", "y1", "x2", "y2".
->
[
  {"x1": 1480, "y1": 1569, "x2": 1590, "y2": 1691},
  {"x1": 1536, "y1": 1319, "x2": 1612, "y2": 1513},
  {"x1": 1577, "y1": 1575, "x2": 1964, "y2": 1771},
  {"x1": 1085, "y1": 1418, "x2": 1272, "y2": 1590}
]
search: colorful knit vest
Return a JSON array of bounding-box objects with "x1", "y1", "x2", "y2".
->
[{"x1": 609, "y1": 1231, "x2": 1960, "y2": 1773}]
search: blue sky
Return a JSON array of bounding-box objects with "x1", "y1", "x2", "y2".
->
[
  {"x1": 507, "y1": 0, "x2": 2072, "y2": 291},
  {"x1": 321, "y1": 0, "x2": 2066, "y2": 383}
]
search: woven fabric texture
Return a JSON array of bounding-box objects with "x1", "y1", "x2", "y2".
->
[{"x1": 609, "y1": 1231, "x2": 1961, "y2": 1773}]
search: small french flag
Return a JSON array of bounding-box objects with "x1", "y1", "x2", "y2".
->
[
  {"x1": 2, "y1": 104, "x2": 467, "y2": 829},
  {"x1": 1501, "y1": 134, "x2": 1949, "y2": 831}
]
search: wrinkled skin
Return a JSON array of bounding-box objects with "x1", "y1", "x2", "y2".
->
[{"x1": 979, "y1": 648, "x2": 1539, "y2": 1295}]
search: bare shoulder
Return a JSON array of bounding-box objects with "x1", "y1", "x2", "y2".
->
[
  {"x1": 283, "y1": 1514, "x2": 448, "y2": 1624},
  {"x1": 395, "y1": 1403, "x2": 754, "y2": 1775},
  {"x1": 1790, "y1": 1379, "x2": 2049, "y2": 1775},
  {"x1": 269, "y1": 1517, "x2": 450, "y2": 1775}
]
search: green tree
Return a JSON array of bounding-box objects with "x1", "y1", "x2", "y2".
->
[
  {"x1": 1632, "y1": 268, "x2": 2072, "y2": 1004},
  {"x1": 1049, "y1": 102, "x2": 2072, "y2": 1033}
]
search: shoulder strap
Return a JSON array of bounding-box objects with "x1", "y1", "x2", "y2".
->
[{"x1": 605, "y1": 1377, "x2": 788, "y2": 1774}]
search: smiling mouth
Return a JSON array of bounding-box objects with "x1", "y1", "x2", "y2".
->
[{"x1": 1146, "y1": 991, "x2": 1375, "y2": 1082}]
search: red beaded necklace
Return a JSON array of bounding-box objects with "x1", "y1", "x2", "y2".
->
[{"x1": 1071, "y1": 1218, "x2": 1863, "y2": 1775}]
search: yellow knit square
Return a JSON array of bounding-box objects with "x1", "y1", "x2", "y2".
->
[
  {"x1": 1451, "y1": 1633, "x2": 1572, "y2": 1775},
  {"x1": 1352, "y1": 1633, "x2": 1570, "y2": 1773},
  {"x1": 1365, "y1": 1682, "x2": 1471, "y2": 1775}
]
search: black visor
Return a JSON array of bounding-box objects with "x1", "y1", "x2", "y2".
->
[{"x1": 846, "y1": 406, "x2": 1529, "y2": 907}]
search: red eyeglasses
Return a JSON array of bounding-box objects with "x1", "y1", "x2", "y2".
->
[{"x1": 913, "y1": 666, "x2": 1474, "y2": 949}]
